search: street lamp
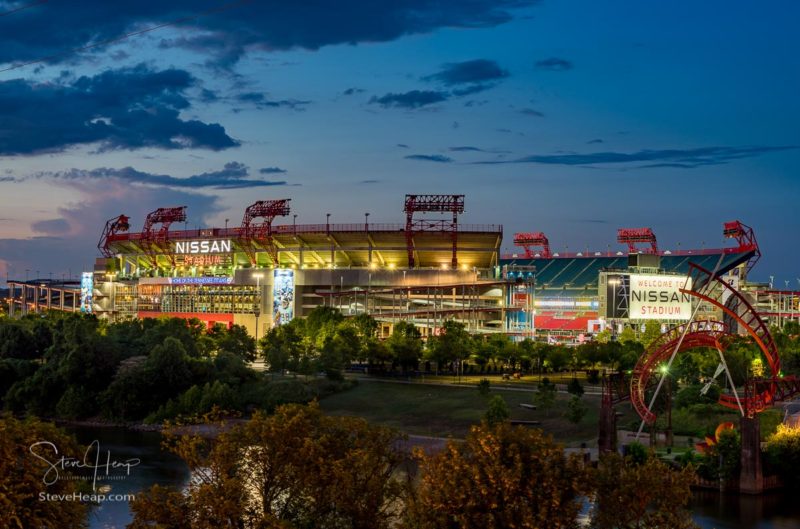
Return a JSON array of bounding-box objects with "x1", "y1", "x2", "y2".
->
[
  {"x1": 365, "y1": 212, "x2": 370, "y2": 231},
  {"x1": 608, "y1": 278, "x2": 620, "y2": 320},
  {"x1": 326, "y1": 213, "x2": 331, "y2": 234},
  {"x1": 659, "y1": 363, "x2": 673, "y2": 447},
  {"x1": 293, "y1": 214, "x2": 298, "y2": 234},
  {"x1": 253, "y1": 273, "x2": 264, "y2": 355}
]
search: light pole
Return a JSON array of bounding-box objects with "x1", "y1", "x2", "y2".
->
[
  {"x1": 365, "y1": 212, "x2": 370, "y2": 231},
  {"x1": 326, "y1": 213, "x2": 331, "y2": 233},
  {"x1": 253, "y1": 273, "x2": 264, "y2": 354},
  {"x1": 293, "y1": 214, "x2": 298, "y2": 234},
  {"x1": 608, "y1": 278, "x2": 620, "y2": 329},
  {"x1": 225, "y1": 218, "x2": 229, "y2": 231},
  {"x1": 659, "y1": 363, "x2": 673, "y2": 447}
]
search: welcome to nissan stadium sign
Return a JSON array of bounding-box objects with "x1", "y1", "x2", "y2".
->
[{"x1": 629, "y1": 274, "x2": 693, "y2": 320}]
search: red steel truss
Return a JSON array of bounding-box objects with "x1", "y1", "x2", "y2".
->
[
  {"x1": 240, "y1": 199, "x2": 291, "y2": 265},
  {"x1": 513, "y1": 232, "x2": 551, "y2": 258},
  {"x1": 142, "y1": 206, "x2": 187, "y2": 267},
  {"x1": 404, "y1": 194, "x2": 465, "y2": 268},
  {"x1": 617, "y1": 227, "x2": 658, "y2": 254},
  {"x1": 630, "y1": 262, "x2": 799, "y2": 423},
  {"x1": 97, "y1": 214, "x2": 130, "y2": 258},
  {"x1": 723, "y1": 220, "x2": 761, "y2": 273}
]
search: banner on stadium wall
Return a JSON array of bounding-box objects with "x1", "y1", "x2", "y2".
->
[
  {"x1": 628, "y1": 273, "x2": 692, "y2": 320},
  {"x1": 80, "y1": 272, "x2": 93, "y2": 313},
  {"x1": 272, "y1": 269, "x2": 294, "y2": 327}
]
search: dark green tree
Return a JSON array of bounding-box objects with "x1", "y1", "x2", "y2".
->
[{"x1": 386, "y1": 321, "x2": 423, "y2": 374}]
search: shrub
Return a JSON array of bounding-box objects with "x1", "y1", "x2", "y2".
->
[
  {"x1": 765, "y1": 424, "x2": 800, "y2": 487},
  {"x1": 477, "y1": 378, "x2": 491, "y2": 398}
]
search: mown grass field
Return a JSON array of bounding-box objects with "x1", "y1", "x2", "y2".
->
[{"x1": 318, "y1": 379, "x2": 639, "y2": 446}]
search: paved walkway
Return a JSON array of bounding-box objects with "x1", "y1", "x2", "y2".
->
[{"x1": 350, "y1": 374, "x2": 604, "y2": 396}]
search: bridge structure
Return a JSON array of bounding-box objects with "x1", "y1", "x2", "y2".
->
[{"x1": 600, "y1": 231, "x2": 800, "y2": 492}]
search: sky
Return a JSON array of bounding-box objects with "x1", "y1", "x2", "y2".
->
[{"x1": 0, "y1": 0, "x2": 798, "y2": 285}]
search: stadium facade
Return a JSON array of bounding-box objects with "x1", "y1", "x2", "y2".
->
[{"x1": 6, "y1": 195, "x2": 778, "y2": 342}]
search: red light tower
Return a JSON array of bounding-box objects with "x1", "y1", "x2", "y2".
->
[
  {"x1": 240, "y1": 199, "x2": 292, "y2": 266},
  {"x1": 724, "y1": 220, "x2": 761, "y2": 273},
  {"x1": 617, "y1": 227, "x2": 658, "y2": 254},
  {"x1": 403, "y1": 194, "x2": 465, "y2": 268},
  {"x1": 142, "y1": 206, "x2": 187, "y2": 267},
  {"x1": 513, "y1": 232, "x2": 551, "y2": 258},
  {"x1": 97, "y1": 214, "x2": 130, "y2": 257}
]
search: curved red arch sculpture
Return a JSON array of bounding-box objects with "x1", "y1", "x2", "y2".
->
[{"x1": 630, "y1": 263, "x2": 781, "y2": 424}]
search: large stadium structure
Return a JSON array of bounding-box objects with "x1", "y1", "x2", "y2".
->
[{"x1": 5, "y1": 195, "x2": 765, "y2": 341}]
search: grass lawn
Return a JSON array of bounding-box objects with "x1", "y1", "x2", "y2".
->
[{"x1": 319, "y1": 379, "x2": 638, "y2": 446}]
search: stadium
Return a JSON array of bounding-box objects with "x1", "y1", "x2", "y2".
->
[{"x1": 5, "y1": 194, "x2": 768, "y2": 342}]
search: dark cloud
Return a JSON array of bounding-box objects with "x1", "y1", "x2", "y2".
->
[
  {"x1": 476, "y1": 146, "x2": 797, "y2": 167},
  {"x1": 535, "y1": 57, "x2": 573, "y2": 71},
  {"x1": 449, "y1": 146, "x2": 511, "y2": 154},
  {"x1": 404, "y1": 154, "x2": 453, "y2": 163},
  {"x1": 449, "y1": 146, "x2": 484, "y2": 152},
  {"x1": 343, "y1": 87, "x2": 365, "y2": 95},
  {"x1": 0, "y1": 1, "x2": 533, "y2": 69},
  {"x1": 370, "y1": 90, "x2": 449, "y2": 109},
  {"x1": 31, "y1": 218, "x2": 71, "y2": 235},
  {"x1": 396, "y1": 144, "x2": 410, "y2": 148},
  {"x1": 234, "y1": 92, "x2": 310, "y2": 110},
  {"x1": 451, "y1": 83, "x2": 496, "y2": 96},
  {"x1": 36, "y1": 162, "x2": 287, "y2": 189},
  {"x1": 259, "y1": 166, "x2": 287, "y2": 174},
  {"x1": 587, "y1": 139, "x2": 604, "y2": 144},
  {"x1": 0, "y1": 176, "x2": 16, "y2": 182},
  {"x1": 359, "y1": 179, "x2": 380, "y2": 184},
  {"x1": 520, "y1": 108, "x2": 544, "y2": 117},
  {"x1": 424, "y1": 59, "x2": 508, "y2": 86},
  {"x1": 0, "y1": 64, "x2": 238, "y2": 155}
]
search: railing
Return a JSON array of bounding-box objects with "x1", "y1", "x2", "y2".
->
[
  {"x1": 108, "y1": 223, "x2": 503, "y2": 241},
  {"x1": 500, "y1": 246, "x2": 753, "y2": 260}
]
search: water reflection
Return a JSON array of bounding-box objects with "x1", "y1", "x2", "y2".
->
[
  {"x1": 691, "y1": 490, "x2": 799, "y2": 529},
  {"x1": 65, "y1": 426, "x2": 190, "y2": 529}
]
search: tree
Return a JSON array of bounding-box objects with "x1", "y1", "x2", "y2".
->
[
  {"x1": 765, "y1": 423, "x2": 800, "y2": 488},
  {"x1": 567, "y1": 377, "x2": 584, "y2": 397},
  {"x1": 591, "y1": 452, "x2": 697, "y2": 529},
  {"x1": 565, "y1": 395, "x2": 588, "y2": 425},
  {"x1": 386, "y1": 321, "x2": 423, "y2": 374},
  {"x1": 130, "y1": 404, "x2": 406, "y2": 529},
  {"x1": 484, "y1": 395, "x2": 510, "y2": 425},
  {"x1": 351, "y1": 313, "x2": 378, "y2": 340},
  {"x1": 425, "y1": 319, "x2": 470, "y2": 374},
  {"x1": 261, "y1": 320, "x2": 304, "y2": 373},
  {"x1": 595, "y1": 329, "x2": 612, "y2": 344},
  {"x1": 546, "y1": 346, "x2": 570, "y2": 373},
  {"x1": 477, "y1": 378, "x2": 491, "y2": 398},
  {"x1": 533, "y1": 378, "x2": 557, "y2": 416},
  {"x1": 0, "y1": 414, "x2": 87, "y2": 528},
  {"x1": 405, "y1": 422, "x2": 587, "y2": 529},
  {"x1": 213, "y1": 324, "x2": 256, "y2": 362},
  {"x1": 641, "y1": 320, "x2": 662, "y2": 348},
  {"x1": 304, "y1": 306, "x2": 344, "y2": 344},
  {"x1": 618, "y1": 326, "x2": 637, "y2": 345}
]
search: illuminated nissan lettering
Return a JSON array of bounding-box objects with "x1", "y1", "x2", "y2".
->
[{"x1": 174, "y1": 240, "x2": 232, "y2": 254}]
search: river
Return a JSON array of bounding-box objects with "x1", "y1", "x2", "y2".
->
[{"x1": 66, "y1": 426, "x2": 797, "y2": 529}]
